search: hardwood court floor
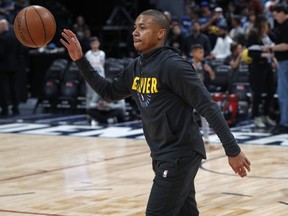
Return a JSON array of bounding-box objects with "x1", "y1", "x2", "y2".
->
[{"x1": 0, "y1": 133, "x2": 287, "y2": 216}]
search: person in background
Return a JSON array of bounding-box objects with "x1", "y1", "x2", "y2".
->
[
  {"x1": 191, "y1": 43, "x2": 215, "y2": 143},
  {"x1": 61, "y1": 9, "x2": 251, "y2": 215},
  {"x1": 84, "y1": 36, "x2": 105, "y2": 77},
  {"x1": 79, "y1": 28, "x2": 92, "y2": 54},
  {"x1": 246, "y1": 15, "x2": 277, "y2": 128},
  {"x1": 225, "y1": 1, "x2": 237, "y2": 29},
  {"x1": 167, "y1": 22, "x2": 185, "y2": 53},
  {"x1": 210, "y1": 24, "x2": 234, "y2": 60},
  {"x1": 84, "y1": 36, "x2": 126, "y2": 125},
  {"x1": 190, "y1": 43, "x2": 215, "y2": 87},
  {"x1": 242, "y1": 0, "x2": 264, "y2": 16},
  {"x1": 263, "y1": 4, "x2": 288, "y2": 133},
  {"x1": 183, "y1": 21, "x2": 212, "y2": 59},
  {"x1": 225, "y1": 42, "x2": 243, "y2": 67},
  {"x1": 72, "y1": 15, "x2": 90, "y2": 41},
  {"x1": 200, "y1": 6, "x2": 228, "y2": 49},
  {"x1": 224, "y1": 42, "x2": 244, "y2": 73},
  {"x1": 243, "y1": 12, "x2": 256, "y2": 38},
  {"x1": 224, "y1": 42, "x2": 245, "y2": 93},
  {"x1": 0, "y1": 18, "x2": 23, "y2": 117},
  {"x1": 0, "y1": 0, "x2": 15, "y2": 22},
  {"x1": 229, "y1": 15, "x2": 245, "y2": 45}
]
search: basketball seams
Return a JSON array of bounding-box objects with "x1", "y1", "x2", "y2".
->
[
  {"x1": 24, "y1": 6, "x2": 38, "y2": 48},
  {"x1": 32, "y1": 6, "x2": 47, "y2": 47}
]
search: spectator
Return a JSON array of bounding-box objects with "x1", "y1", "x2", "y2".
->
[
  {"x1": 229, "y1": 15, "x2": 245, "y2": 45},
  {"x1": 200, "y1": 6, "x2": 228, "y2": 49},
  {"x1": 243, "y1": 12, "x2": 256, "y2": 38},
  {"x1": 180, "y1": 15, "x2": 193, "y2": 37},
  {"x1": 191, "y1": 43, "x2": 215, "y2": 143},
  {"x1": 84, "y1": 36, "x2": 105, "y2": 77},
  {"x1": 243, "y1": 0, "x2": 264, "y2": 16},
  {"x1": 263, "y1": 5, "x2": 288, "y2": 133},
  {"x1": 224, "y1": 42, "x2": 244, "y2": 72},
  {"x1": 224, "y1": 42, "x2": 245, "y2": 92},
  {"x1": 168, "y1": 22, "x2": 185, "y2": 53},
  {"x1": 0, "y1": 18, "x2": 23, "y2": 117},
  {"x1": 246, "y1": 15, "x2": 277, "y2": 128},
  {"x1": 84, "y1": 36, "x2": 126, "y2": 124},
  {"x1": 225, "y1": 1, "x2": 237, "y2": 29},
  {"x1": 183, "y1": 21, "x2": 212, "y2": 59},
  {"x1": 72, "y1": 15, "x2": 90, "y2": 41},
  {"x1": 190, "y1": 43, "x2": 215, "y2": 86},
  {"x1": 264, "y1": 0, "x2": 278, "y2": 29},
  {"x1": 198, "y1": 1, "x2": 212, "y2": 26},
  {"x1": 79, "y1": 28, "x2": 92, "y2": 54},
  {"x1": 0, "y1": 0, "x2": 15, "y2": 22},
  {"x1": 210, "y1": 24, "x2": 234, "y2": 59}
]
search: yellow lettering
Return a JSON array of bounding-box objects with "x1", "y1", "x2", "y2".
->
[
  {"x1": 131, "y1": 76, "x2": 158, "y2": 94},
  {"x1": 151, "y1": 78, "x2": 158, "y2": 93},
  {"x1": 132, "y1": 77, "x2": 140, "y2": 91},
  {"x1": 146, "y1": 78, "x2": 151, "y2": 94},
  {"x1": 140, "y1": 78, "x2": 146, "y2": 93}
]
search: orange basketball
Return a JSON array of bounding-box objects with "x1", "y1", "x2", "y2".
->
[{"x1": 14, "y1": 5, "x2": 56, "y2": 48}]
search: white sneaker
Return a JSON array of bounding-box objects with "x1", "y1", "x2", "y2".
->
[
  {"x1": 91, "y1": 119, "x2": 98, "y2": 127},
  {"x1": 254, "y1": 117, "x2": 266, "y2": 128},
  {"x1": 262, "y1": 116, "x2": 276, "y2": 127}
]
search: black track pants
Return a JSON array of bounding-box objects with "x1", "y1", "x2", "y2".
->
[{"x1": 145, "y1": 152, "x2": 203, "y2": 216}]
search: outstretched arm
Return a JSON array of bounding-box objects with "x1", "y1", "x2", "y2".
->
[{"x1": 60, "y1": 29, "x2": 131, "y2": 102}]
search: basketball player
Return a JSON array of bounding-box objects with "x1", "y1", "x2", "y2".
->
[{"x1": 60, "y1": 9, "x2": 251, "y2": 216}]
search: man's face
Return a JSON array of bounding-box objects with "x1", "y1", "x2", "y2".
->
[
  {"x1": 132, "y1": 15, "x2": 164, "y2": 54},
  {"x1": 90, "y1": 40, "x2": 100, "y2": 51},
  {"x1": 192, "y1": 49, "x2": 204, "y2": 61},
  {"x1": 273, "y1": 11, "x2": 286, "y2": 24},
  {"x1": 193, "y1": 23, "x2": 200, "y2": 33}
]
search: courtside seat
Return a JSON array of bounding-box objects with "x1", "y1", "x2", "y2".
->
[{"x1": 207, "y1": 64, "x2": 233, "y2": 93}]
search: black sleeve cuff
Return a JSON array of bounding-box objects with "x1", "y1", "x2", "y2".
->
[{"x1": 223, "y1": 143, "x2": 241, "y2": 157}]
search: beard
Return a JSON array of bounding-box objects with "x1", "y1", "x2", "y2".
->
[{"x1": 219, "y1": 33, "x2": 226, "y2": 38}]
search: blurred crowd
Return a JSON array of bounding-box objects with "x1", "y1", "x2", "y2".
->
[
  {"x1": 0, "y1": 0, "x2": 288, "y2": 132},
  {"x1": 155, "y1": 0, "x2": 288, "y2": 132}
]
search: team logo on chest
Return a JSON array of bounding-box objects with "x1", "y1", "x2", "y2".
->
[{"x1": 131, "y1": 76, "x2": 158, "y2": 108}]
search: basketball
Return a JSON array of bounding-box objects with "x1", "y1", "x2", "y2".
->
[{"x1": 13, "y1": 5, "x2": 56, "y2": 48}]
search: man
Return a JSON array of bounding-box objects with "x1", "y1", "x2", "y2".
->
[
  {"x1": 60, "y1": 9, "x2": 251, "y2": 216},
  {"x1": 210, "y1": 24, "x2": 234, "y2": 60},
  {"x1": 263, "y1": 5, "x2": 288, "y2": 133},
  {"x1": 0, "y1": 18, "x2": 22, "y2": 117},
  {"x1": 183, "y1": 21, "x2": 212, "y2": 59}
]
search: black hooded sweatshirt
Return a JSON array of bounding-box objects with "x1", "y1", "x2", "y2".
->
[{"x1": 75, "y1": 46, "x2": 241, "y2": 160}]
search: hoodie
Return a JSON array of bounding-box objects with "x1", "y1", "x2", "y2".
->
[{"x1": 76, "y1": 46, "x2": 241, "y2": 160}]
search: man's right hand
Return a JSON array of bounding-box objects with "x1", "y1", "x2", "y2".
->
[
  {"x1": 228, "y1": 151, "x2": 251, "y2": 178},
  {"x1": 60, "y1": 29, "x2": 84, "y2": 61}
]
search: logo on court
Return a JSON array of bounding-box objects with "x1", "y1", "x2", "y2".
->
[{"x1": 163, "y1": 170, "x2": 168, "y2": 178}]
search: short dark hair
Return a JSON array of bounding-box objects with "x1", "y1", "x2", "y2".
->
[
  {"x1": 272, "y1": 4, "x2": 288, "y2": 14},
  {"x1": 90, "y1": 36, "x2": 99, "y2": 43},
  {"x1": 140, "y1": 9, "x2": 170, "y2": 33},
  {"x1": 230, "y1": 42, "x2": 239, "y2": 52},
  {"x1": 191, "y1": 44, "x2": 204, "y2": 51}
]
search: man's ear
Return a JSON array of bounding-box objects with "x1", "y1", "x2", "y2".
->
[{"x1": 157, "y1": 29, "x2": 167, "y2": 40}]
